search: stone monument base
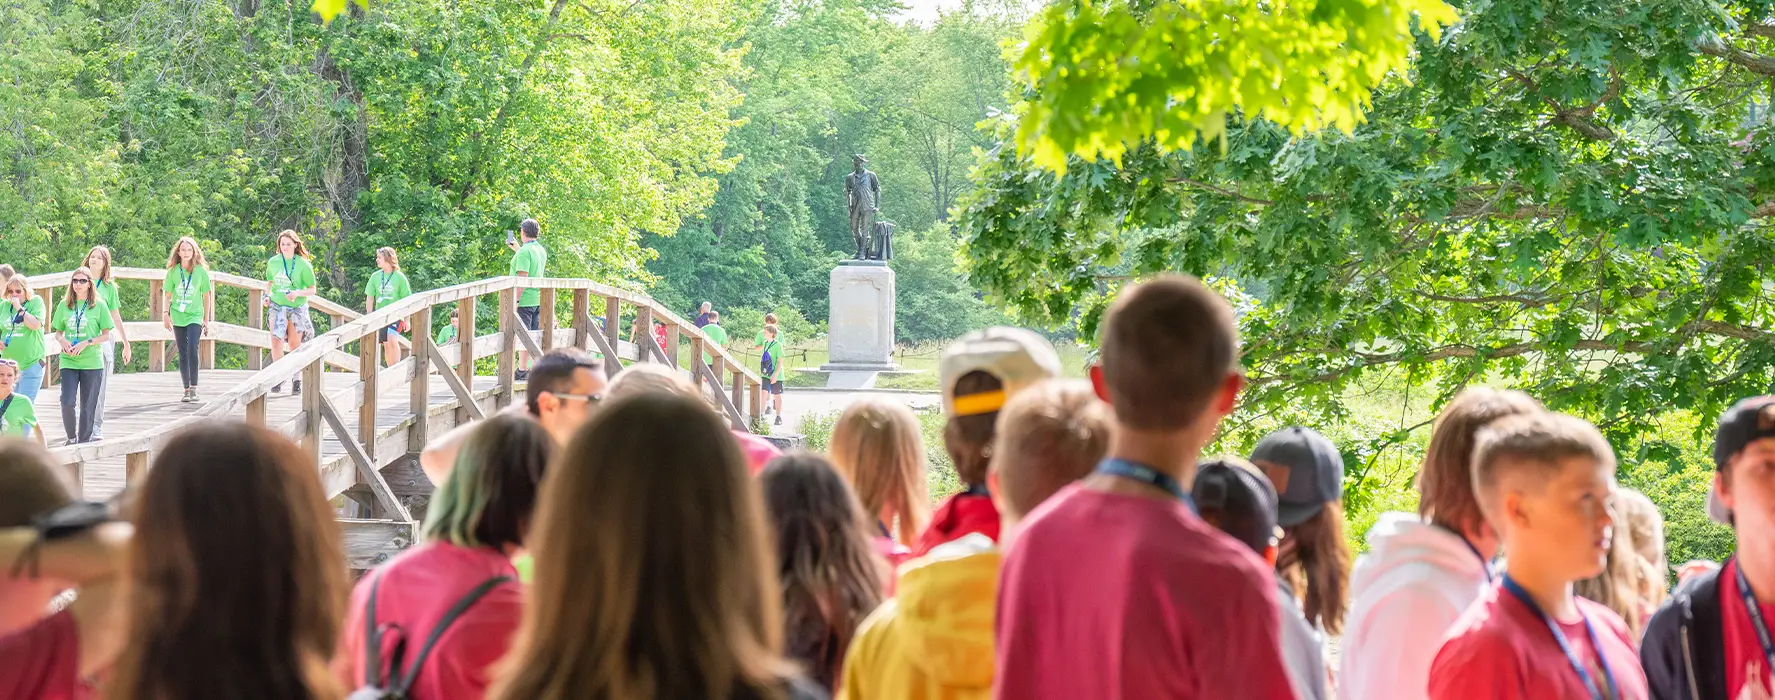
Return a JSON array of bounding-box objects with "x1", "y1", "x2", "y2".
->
[{"x1": 822, "y1": 261, "x2": 898, "y2": 372}]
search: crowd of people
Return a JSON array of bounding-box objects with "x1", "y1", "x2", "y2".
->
[{"x1": 1, "y1": 273, "x2": 1771, "y2": 700}]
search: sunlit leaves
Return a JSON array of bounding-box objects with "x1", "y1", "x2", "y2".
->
[
  {"x1": 312, "y1": 0, "x2": 367, "y2": 24},
  {"x1": 1011, "y1": 0, "x2": 1459, "y2": 172}
]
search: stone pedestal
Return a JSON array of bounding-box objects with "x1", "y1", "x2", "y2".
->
[{"x1": 821, "y1": 261, "x2": 898, "y2": 371}]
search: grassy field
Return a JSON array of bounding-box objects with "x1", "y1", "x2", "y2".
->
[{"x1": 740, "y1": 340, "x2": 1094, "y2": 391}]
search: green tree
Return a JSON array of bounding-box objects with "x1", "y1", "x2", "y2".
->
[{"x1": 891, "y1": 225, "x2": 1010, "y2": 343}]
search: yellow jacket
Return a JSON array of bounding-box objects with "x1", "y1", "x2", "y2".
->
[{"x1": 839, "y1": 534, "x2": 999, "y2": 700}]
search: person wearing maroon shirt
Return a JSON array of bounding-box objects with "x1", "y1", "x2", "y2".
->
[
  {"x1": 1642, "y1": 396, "x2": 1775, "y2": 699},
  {"x1": 0, "y1": 440, "x2": 129, "y2": 700},
  {"x1": 913, "y1": 327, "x2": 1061, "y2": 558},
  {"x1": 336, "y1": 413, "x2": 551, "y2": 700},
  {"x1": 1428, "y1": 412, "x2": 1649, "y2": 700},
  {"x1": 993, "y1": 275, "x2": 1295, "y2": 700}
]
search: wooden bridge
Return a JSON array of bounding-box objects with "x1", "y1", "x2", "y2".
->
[{"x1": 23, "y1": 267, "x2": 766, "y2": 568}]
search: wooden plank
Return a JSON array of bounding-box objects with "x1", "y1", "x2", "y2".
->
[
  {"x1": 696, "y1": 359, "x2": 745, "y2": 430},
  {"x1": 571, "y1": 289, "x2": 590, "y2": 352},
  {"x1": 247, "y1": 393, "x2": 266, "y2": 426},
  {"x1": 539, "y1": 288, "x2": 556, "y2": 353},
  {"x1": 731, "y1": 367, "x2": 744, "y2": 426},
  {"x1": 339, "y1": 519, "x2": 417, "y2": 571},
  {"x1": 634, "y1": 305, "x2": 653, "y2": 363},
  {"x1": 147, "y1": 279, "x2": 165, "y2": 372},
  {"x1": 301, "y1": 359, "x2": 322, "y2": 461},
  {"x1": 200, "y1": 287, "x2": 215, "y2": 370},
  {"x1": 319, "y1": 394, "x2": 410, "y2": 522},
  {"x1": 604, "y1": 296, "x2": 621, "y2": 354},
  {"x1": 357, "y1": 330, "x2": 378, "y2": 458},
  {"x1": 512, "y1": 312, "x2": 545, "y2": 357},
  {"x1": 665, "y1": 323, "x2": 681, "y2": 369},
  {"x1": 585, "y1": 311, "x2": 623, "y2": 377},
  {"x1": 427, "y1": 338, "x2": 487, "y2": 421},
  {"x1": 455, "y1": 295, "x2": 476, "y2": 410},
  {"x1": 407, "y1": 308, "x2": 431, "y2": 453},
  {"x1": 125, "y1": 451, "x2": 148, "y2": 486},
  {"x1": 750, "y1": 380, "x2": 762, "y2": 421},
  {"x1": 247, "y1": 289, "x2": 264, "y2": 370},
  {"x1": 690, "y1": 337, "x2": 706, "y2": 391},
  {"x1": 497, "y1": 288, "x2": 515, "y2": 408}
]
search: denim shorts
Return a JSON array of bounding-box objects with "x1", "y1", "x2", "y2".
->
[{"x1": 270, "y1": 304, "x2": 315, "y2": 341}]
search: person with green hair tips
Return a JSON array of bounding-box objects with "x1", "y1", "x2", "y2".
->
[{"x1": 335, "y1": 412, "x2": 555, "y2": 699}]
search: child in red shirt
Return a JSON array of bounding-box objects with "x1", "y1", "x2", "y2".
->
[{"x1": 1428, "y1": 412, "x2": 1649, "y2": 700}]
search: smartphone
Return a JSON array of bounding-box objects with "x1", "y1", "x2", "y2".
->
[{"x1": 506, "y1": 230, "x2": 517, "y2": 245}]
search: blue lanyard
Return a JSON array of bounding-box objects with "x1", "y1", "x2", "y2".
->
[
  {"x1": 379, "y1": 272, "x2": 394, "y2": 295},
  {"x1": 1438, "y1": 523, "x2": 1494, "y2": 581},
  {"x1": 180, "y1": 266, "x2": 195, "y2": 296},
  {"x1": 1735, "y1": 561, "x2": 1775, "y2": 675},
  {"x1": 3, "y1": 302, "x2": 19, "y2": 344},
  {"x1": 280, "y1": 256, "x2": 295, "y2": 284},
  {"x1": 964, "y1": 482, "x2": 991, "y2": 498},
  {"x1": 1500, "y1": 575, "x2": 1617, "y2": 700},
  {"x1": 69, "y1": 302, "x2": 87, "y2": 341},
  {"x1": 1096, "y1": 458, "x2": 1195, "y2": 512}
]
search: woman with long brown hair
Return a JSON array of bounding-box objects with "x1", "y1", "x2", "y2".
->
[
  {"x1": 759, "y1": 453, "x2": 887, "y2": 691},
  {"x1": 828, "y1": 397, "x2": 929, "y2": 566},
  {"x1": 81, "y1": 246, "x2": 131, "y2": 439},
  {"x1": 264, "y1": 229, "x2": 318, "y2": 395},
  {"x1": 52, "y1": 266, "x2": 114, "y2": 444},
  {"x1": 106, "y1": 422, "x2": 347, "y2": 700},
  {"x1": 488, "y1": 393, "x2": 824, "y2": 700},
  {"x1": 364, "y1": 247, "x2": 412, "y2": 369},
  {"x1": 163, "y1": 237, "x2": 213, "y2": 402}
]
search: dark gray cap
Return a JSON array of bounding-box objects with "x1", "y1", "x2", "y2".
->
[
  {"x1": 1193, "y1": 457, "x2": 1279, "y2": 555},
  {"x1": 1249, "y1": 426, "x2": 1344, "y2": 528}
]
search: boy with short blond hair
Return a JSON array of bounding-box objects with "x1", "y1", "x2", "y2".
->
[{"x1": 1428, "y1": 412, "x2": 1649, "y2": 700}]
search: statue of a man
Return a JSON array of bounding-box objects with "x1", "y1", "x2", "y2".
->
[
  {"x1": 843, "y1": 154, "x2": 881, "y2": 260},
  {"x1": 870, "y1": 220, "x2": 896, "y2": 260}
]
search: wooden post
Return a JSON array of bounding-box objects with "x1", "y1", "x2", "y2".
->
[
  {"x1": 635, "y1": 306, "x2": 653, "y2": 363},
  {"x1": 329, "y1": 313, "x2": 343, "y2": 335},
  {"x1": 539, "y1": 288, "x2": 556, "y2": 352},
  {"x1": 66, "y1": 462, "x2": 82, "y2": 500},
  {"x1": 455, "y1": 296, "x2": 476, "y2": 395},
  {"x1": 200, "y1": 286, "x2": 216, "y2": 369},
  {"x1": 126, "y1": 451, "x2": 149, "y2": 486},
  {"x1": 690, "y1": 338, "x2": 706, "y2": 391},
  {"x1": 604, "y1": 296, "x2": 620, "y2": 356},
  {"x1": 665, "y1": 323, "x2": 681, "y2": 369},
  {"x1": 38, "y1": 286, "x2": 57, "y2": 388},
  {"x1": 147, "y1": 280, "x2": 165, "y2": 372},
  {"x1": 357, "y1": 330, "x2": 378, "y2": 459},
  {"x1": 248, "y1": 393, "x2": 267, "y2": 426},
  {"x1": 247, "y1": 289, "x2": 265, "y2": 370},
  {"x1": 302, "y1": 359, "x2": 323, "y2": 462},
  {"x1": 749, "y1": 380, "x2": 762, "y2": 421},
  {"x1": 408, "y1": 308, "x2": 432, "y2": 453},
  {"x1": 571, "y1": 289, "x2": 590, "y2": 351},
  {"x1": 731, "y1": 367, "x2": 743, "y2": 419},
  {"x1": 497, "y1": 288, "x2": 516, "y2": 408}
]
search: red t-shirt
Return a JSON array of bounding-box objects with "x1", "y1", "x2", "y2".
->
[
  {"x1": 335, "y1": 542, "x2": 524, "y2": 700},
  {"x1": 993, "y1": 484, "x2": 1296, "y2": 700},
  {"x1": 1722, "y1": 560, "x2": 1775, "y2": 698},
  {"x1": 911, "y1": 490, "x2": 999, "y2": 558},
  {"x1": 1428, "y1": 580, "x2": 1649, "y2": 700},
  {"x1": 0, "y1": 610, "x2": 90, "y2": 700}
]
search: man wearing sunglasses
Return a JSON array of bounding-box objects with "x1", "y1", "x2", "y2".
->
[{"x1": 419, "y1": 349, "x2": 607, "y2": 487}]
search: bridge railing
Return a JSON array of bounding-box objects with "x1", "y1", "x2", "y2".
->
[{"x1": 28, "y1": 272, "x2": 766, "y2": 507}]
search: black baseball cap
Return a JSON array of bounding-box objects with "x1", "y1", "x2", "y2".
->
[
  {"x1": 1708, "y1": 396, "x2": 1775, "y2": 524},
  {"x1": 1249, "y1": 426, "x2": 1344, "y2": 528},
  {"x1": 1193, "y1": 457, "x2": 1280, "y2": 555}
]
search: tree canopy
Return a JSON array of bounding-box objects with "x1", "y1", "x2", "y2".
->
[{"x1": 958, "y1": 0, "x2": 1775, "y2": 456}]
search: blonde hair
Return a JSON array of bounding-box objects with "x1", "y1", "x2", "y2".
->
[
  {"x1": 828, "y1": 397, "x2": 929, "y2": 543},
  {"x1": 166, "y1": 237, "x2": 209, "y2": 271},
  {"x1": 83, "y1": 246, "x2": 115, "y2": 283},
  {"x1": 991, "y1": 379, "x2": 1112, "y2": 518},
  {"x1": 275, "y1": 230, "x2": 311, "y2": 259},
  {"x1": 375, "y1": 247, "x2": 400, "y2": 271},
  {"x1": 1575, "y1": 487, "x2": 1666, "y2": 639},
  {"x1": 606, "y1": 363, "x2": 699, "y2": 404},
  {"x1": 4, "y1": 274, "x2": 34, "y2": 303}
]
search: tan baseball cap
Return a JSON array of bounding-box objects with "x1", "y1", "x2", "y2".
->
[{"x1": 939, "y1": 327, "x2": 1062, "y2": 417}]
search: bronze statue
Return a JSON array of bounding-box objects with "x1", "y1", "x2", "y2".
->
[
  {"x1": 843, "y1": 154, "x2": 881, "y2": 260},
  {"x1": 869, "y1": 220, "x2": 896, "y2": 260}
]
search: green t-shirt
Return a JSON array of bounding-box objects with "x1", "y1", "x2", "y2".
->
[
  {"x1": 95, "y1": 279, "x2": 121, "y2": 318},
  {"x1": 761, "y1": 338, "x2": 785, "y2": 381},
  {"x1": 367, "y1": 270, "x2": 413, "y2": 310},
  {"x1": 509, "y1": 241, "x2": 547, "y2": 307},
  {"x1": 164, "y1": 265, "x2": 213, "y2": 328},
  {"x1": 0, "y1": 392, "x2": 36, "y2": 438},
  {"x1": 54, "y1": 300, "x2": 115, "y2": 371},
  {"x1": 266, "y1": 255, "x2": 317, "y2": 308},
  {"x1": 701, "y1": 324, "x2": 728, "y2": 366},
  {"x1": 435, "y1": 323, "x2": 458, "y2": 346},
  {"x1": 0, "y1": 297, "x2": 47, "y2": 367},
  {"x1": 513, "y1": 553, "x2": 533, "y2": 583}
]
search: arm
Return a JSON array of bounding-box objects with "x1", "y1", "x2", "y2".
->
[
  {"x1": 419, "y1": 420, "x2": 481, "y2": 487},
  {"x1": 162, "y1": 291, "x2": 174, "y2": 332},
  {"x1": 20, "y1": 303, "x2": 42, "y2": 331}
]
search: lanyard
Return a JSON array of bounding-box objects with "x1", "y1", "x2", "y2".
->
[
  {"x1": 1095, "y1": 458, "x2": 1195, "y2": 512},
  {"x1": 71, "y1": 302, "x2": 87, "y2": 338},
  {"x1": 180, "y1": 266, "x2": 195, "y2": 297},
  {"x1": 3, "y1": 302, "x2": 18, "y2": 344},
  {"x1": 965, "y1": 482, "x2": 991, "y2": 498},
  {"x1": 379, "y1": 272, "x2": 394, "y2": 295},
  {"x1": 281, "y1": 256, "x2": 296, "y2": 284},
  {"x1": 1500, "y1": 575, "x2": 1616, "y2": 700},
  {"x1": 1438, "y1": 523, "x2": 1494, "y2": 581},
  {"x1": 1735, "y1": 561, "x2": 1775, "y2": 676}
]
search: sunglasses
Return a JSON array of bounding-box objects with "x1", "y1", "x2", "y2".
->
[
  {"x1": 71, "y1": 278, "x2": 90, "y2": 285},
  {"x1": 550, "y1": 392, "x2": 603, "y2": 405}
]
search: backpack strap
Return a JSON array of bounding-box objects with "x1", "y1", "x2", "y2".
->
[
  {"x1": 361, "y1": 569, "x2": 387, "y2": 687},
  {"x1": 392, "y1": 575, "x2": 514, "y2": 693}
]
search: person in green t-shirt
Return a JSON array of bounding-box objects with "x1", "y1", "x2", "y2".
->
[
  {"x1": 753, "y1": 312, "x2": 780, "y2": 350},
  {"x1": 366, "y1": 247, "x2": 415, "y2": 369},
  {"x1": 1, "y1": 275, "x2": 48, "y2": 405},
  {"x1": 435, "y1": 308, "x2": 460, "y2": 347},
  {"x1": 700, "y1": 310, "x2": 729, "y2": 367},
  {"x1": 506, "y1": 219, "x2": 547, "y2": 377},
  {"x1": 760, "y1": 323, "x2": 786, "y2": 425},
  {"x1": 163, "y1": 237, "x2": 215, "y2": 403},
  {"x1": 82, "y1": 246, "x2": 132, "y2": 440},
  {"x1": 0, "y1": 359, "x2": 42, "y2": 446},
  {"x1": 265, "y1": 229, "x2": 318, "y2": 395},
  {"x1": 53, "y1": 266, "x2": 114, "y2": 444}
]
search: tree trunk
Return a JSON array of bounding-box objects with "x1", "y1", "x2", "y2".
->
[
  {"x1": 315, "y1": 13, "x2": 369, "y2": 288},
  {"x1": 454, "y1": 0, "x2": 572, "y2": 209}
]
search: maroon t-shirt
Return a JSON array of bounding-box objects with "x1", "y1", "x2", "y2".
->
[
  {"x1": 1722, "y1": 560, "x2": 1775, "y2": 698},
  {"x1": 0, "y1": 610, "x2": 90, "y2": 700},
  {"x1": 1429, "y1": 580, "x2": 1648, "y2": 700},
  {"x1": 993, "y1": 484, "x2": 1296, "y2": 699}
]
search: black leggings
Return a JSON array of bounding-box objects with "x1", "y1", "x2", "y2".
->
[
  {"x1": 174, "y1": 324, "x2": 202, "y2": 388},
  {"x1": 60, "y1": 368, "x2": 103, "y2": 443}
]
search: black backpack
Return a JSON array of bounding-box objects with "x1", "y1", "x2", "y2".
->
[{"x1": 346, "y1": 571, "x2": 512, "y2": 700}]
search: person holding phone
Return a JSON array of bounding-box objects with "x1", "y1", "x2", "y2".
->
[
  {"x1": 506, "y1": 219, "x2": 547, "y2": 380},
  {"x1": 264, "y1": 230, "x2": 317, "y2": 395},
  {"x1": 0, "y1": 274, "x2": 47, "y2": 404},
  {"x1": 53, "y1": 266, "x2": 114, "y2": 444},
  {"x1": 163, "y1": 237, "x2": 214, "y2": 403},
  {"x1": 365, "y1": 247, "x2": 413, "y2": 368}
]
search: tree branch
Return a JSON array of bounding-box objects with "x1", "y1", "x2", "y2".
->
[
  {"x1": 1697, "y1": 35, "x2": 1775, "y2": 76},
  {"x1": 1172, "y1": 177, "x2": 1275, "y2": 206}
]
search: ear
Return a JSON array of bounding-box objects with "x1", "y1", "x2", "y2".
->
[
  {"x1": 1716, "y1": 469, "x2": 1734, "y2": 511},
  {"x1": 1213, "y1": 373, "x2": 1244, "y2": 416},
  {"x1": 1502, "y1": 488, "x2": 1530, "y2": 532},
  {"x1": 1090, "y1": 364, "x2": 1110, "y2": 403}
]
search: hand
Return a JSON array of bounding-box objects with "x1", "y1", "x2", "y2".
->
[
  {"x1": 262, "y1": 295, "x2": 271, "y2": 308},
  {"x1": 121, "y1": 343, "x2": 132, "y2": 364},
  {"x1": 200, "y1": 324, "x2": 208, "y2": 338},
  {"x1": 506, "y1": 239, "x2": 521, "y2": 252},
  {"x1": 163, "y1": 318, "x2": 172, "y2": 332},
  {"x1": 60, "y1": 340, "x2": 74, "y2": 354},
  {"x1": 284, "y1": 290, "x2": 297, "y2": 302}
]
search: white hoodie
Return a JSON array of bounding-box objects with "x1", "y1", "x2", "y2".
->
[{"x1": 1339, "y1": 511, "x2": 1491, "y2": 700}]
